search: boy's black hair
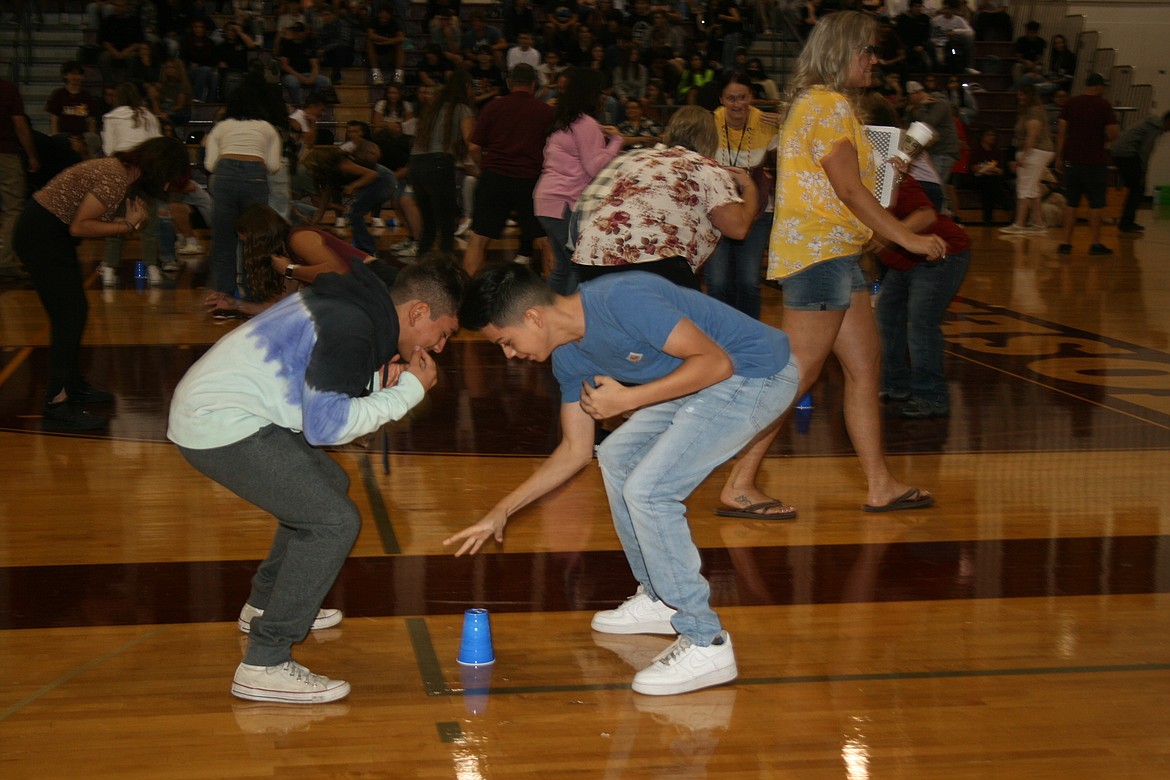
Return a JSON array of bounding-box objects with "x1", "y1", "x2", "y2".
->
[
  {"x1": 390, "y1": 252, "x2": 469, "y2": 319},
  {"x1": 458, "y1": 265, "x2": 555, "y2": 331}
]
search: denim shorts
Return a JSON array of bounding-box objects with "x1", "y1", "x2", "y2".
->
[{"x1": 781, "y1": 254, "x2": 866, "y2": 311}]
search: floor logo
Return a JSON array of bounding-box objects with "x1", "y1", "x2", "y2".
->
[{"x1": 945, "y1": 297, "x2": 1170, "y2": 428}]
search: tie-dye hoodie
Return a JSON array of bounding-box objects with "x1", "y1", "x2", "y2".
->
[{"x1": 168, "y1": 264, "x2": 424, "y2": 450}]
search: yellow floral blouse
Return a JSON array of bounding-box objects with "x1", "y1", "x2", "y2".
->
[{"x1": 767, "y1": 87, "x2": 877, "y2": 280}]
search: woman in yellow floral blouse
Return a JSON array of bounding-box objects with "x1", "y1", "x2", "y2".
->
[{"x1": 723, "y1": 11, "x2": 947, "y2": 517}]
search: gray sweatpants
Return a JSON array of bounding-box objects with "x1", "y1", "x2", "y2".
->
[{"x1": 178, "y1": 424, "x2": 361, "y2": 666}]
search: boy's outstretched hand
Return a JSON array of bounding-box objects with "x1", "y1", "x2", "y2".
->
[{"x1": 443, "y1": 507, "x2": 507, "y2": 557}]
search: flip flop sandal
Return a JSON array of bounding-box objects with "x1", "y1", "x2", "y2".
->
[
  {"x1": 714, "y1": 500, "x2": 798, "y2": 520},
  {"x1": 861, "y1": 488, "x2": 934, "y2": 513}
]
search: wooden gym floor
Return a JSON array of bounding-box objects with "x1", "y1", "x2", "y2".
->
[{"x1": 1, "y1": 209, "x2": 1169, "y2": 777}]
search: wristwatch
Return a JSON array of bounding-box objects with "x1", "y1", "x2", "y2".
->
[{"x1": 284, "y1": 263, "x2": 299, "y2": 280}]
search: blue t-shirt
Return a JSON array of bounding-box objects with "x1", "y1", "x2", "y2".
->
[{"x1": 551, "y1": 272, "x2": 791, "y2": 403}]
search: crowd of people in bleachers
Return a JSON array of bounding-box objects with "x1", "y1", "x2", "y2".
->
[
  {"x1": 4, "y1": 3, "x2": 1163, "y2": 339},
  {"x1": 11, "y1": 2, "x2": 1156, "y2": 291}
]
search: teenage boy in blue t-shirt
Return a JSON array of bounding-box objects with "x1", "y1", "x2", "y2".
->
[{"x1": 444, "y1": 266, "x2": 799, "y2": 696}]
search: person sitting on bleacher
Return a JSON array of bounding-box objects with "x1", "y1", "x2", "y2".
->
[
  {"x1": 274, "y1": 0, "x2": 307, "y2": 54},
  {"x1": 894, "y1": 0, "x2": 936, "y2": 73},
  {"x1": 280, "y1": 22, "x2": 332, "y2": 105},
  {"x1": 98, "y1": 0, "x2": 146, "y2": 86},
  {"x1": 372, "y1": 83, "x2": 415, "y2": 134},
  {"x1": 232, "y1": 0, "x2": 268, "y2": 47},
  {"x1": 423, "y1": 0, "x2": 462, "y2": 33},
  {"x1": 1011, "y1": 21, "x2": 1045, "y2": 87},
  {"x1": 468, "y1": 45, "x2": 507, "y2": 108},
  {"x1": 504, "y1": 0, "x2": 538, "y2": 45},
  {"x1": 617, "y1": 98, "x2": 662, "y2": 147},
  {"x1": 148, "y1": 58, "x2": 193, "y2": 139},
  {"x1": 156, "y1": 0, "x2": 190, "y2": 60},
  {"x1": 507, "y1": 31, "x2": 542, "y2": 73},
  {"x1": 45, "y1": 61, "x2": 100, "y2": 152},
  {"x1": 187, "y1": 0, "x2": 221, "y2": 43},
  {"x1": 367, "y1": 5, "x2": 406, "y2": 86},
  {"x1": 462, "y1": 10, "x2": 508, "y2": 70},
  {"x1": 417, "y1": 43, "x2": 455, "y2": 89},
  {"x1": 545, "y1": 1, "x2": 582, "y2": 55},
  {"x1": 316, "y1": 5, "x2": 356, "y2": 85},
  {"x1": 289, "y1": 91, "x2": 331, "y2": 153},
  {"x1": 646, "y1": 8, "x2": 683, "y2": 58},
  {"x1": 537, "y1": 50, "x2": 566, "y2": 99},
  {"x1": 429, "y1": 8, "x2": 463, "y2": 62},
  {"x1": 218, "y1": 20, "x2": 260, "y2": 104},
  {"x1": 184, "y1": 19, "x2": 221, "y2": 102},
  {"x1": 930, "y1": 0, "x2": 978, "y2": 75}
]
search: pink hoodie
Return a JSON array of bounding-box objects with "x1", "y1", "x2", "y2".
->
[{"x1": 533, "y1": 114, "x2": 624, "y2": 219}]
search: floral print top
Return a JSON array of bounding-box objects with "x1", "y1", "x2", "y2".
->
[
  {"x1": 767, "y1": 87, "x2": 876, "y2": 280},
  {"x1": 572, "y1": 146, "x2": 740, "y2": 271}
]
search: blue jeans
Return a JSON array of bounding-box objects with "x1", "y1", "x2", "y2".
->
[
  {"x1": 876, "y1": 249, "x2": 971, "y2": 406},
  {"x1": 282, "y1": 73, "x2": 331, "y2": 105},
  {"x1": 268, "y1": 163, "x2": 290, "y2": 220},
  {"x1": 597, "y1": 359, "x2": 799, "y2": 645},
  {"x1": 704, "y1": 210, "x2": 771, "y2": 319},
  {"x1": 348, "y1": 164, "x2": 394, "y2": 255},
  {"x1": 189, "y1": 65, "x2": 219, "y2": 102},
  {"x1": 930, "y1": 152, "x2": 958, "y2": 213},
  {"x1": 209, "y1": 158, "x2": 270, "y2": 294},
  {"x1": 539, "y1": 204, "x2": 577, "y2": 294}
]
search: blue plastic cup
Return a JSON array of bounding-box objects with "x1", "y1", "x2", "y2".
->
[
  {"x1": 795, "y1": 392, "x2": 813, "y2": 410},
  {"x1": 457, "y1": 608, "x2": 495, "y2": 665}
]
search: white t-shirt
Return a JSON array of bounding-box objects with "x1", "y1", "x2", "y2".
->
[{"x1": 506, "y1": 46, "x2": 541, "y2": 72}]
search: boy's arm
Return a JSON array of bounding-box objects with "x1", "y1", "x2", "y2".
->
[
  {"x1": 444, "y1": 401, "x2": 596, "y2": 556},
  {"x1": 579, "y1": 318, "x2": 733, "y2": 421}
]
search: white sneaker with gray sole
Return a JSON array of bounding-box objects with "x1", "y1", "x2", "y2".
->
[
  {"x1": 231, "y1": 660, "x2": 350, "y2": 704},
  {"x1": 631, "y1": 631, "x2": 737, "y2": 696}
]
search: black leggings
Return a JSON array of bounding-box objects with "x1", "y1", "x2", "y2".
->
[
  {"x1": 409, "y1": 153, "x2": 457, "y2": 255},
  {"x1": 14, "y1": 201, "x2": 87, "y2": 404}
]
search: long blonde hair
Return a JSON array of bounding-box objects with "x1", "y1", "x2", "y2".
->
[{"x1": 789, "y1": 12, "x2": 877, "y2": 102}]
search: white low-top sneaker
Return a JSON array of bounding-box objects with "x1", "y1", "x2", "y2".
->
[
  {"x1": 591, "y1": 586, "x2": 678, "y2": 635},
  {"x1": 231, "y1": 660, "x2": 350, "y2": 704},
  {"x1": 238, "y1": 603, "x2": 343, "y2": 634},
  {"x1": 631, "y1": 631, "x2": 737, "y2": 696}
]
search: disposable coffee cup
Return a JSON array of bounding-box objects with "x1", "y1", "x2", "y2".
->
[{"x1": 894, "y1": 121, "x2": 935, "y2": 164}]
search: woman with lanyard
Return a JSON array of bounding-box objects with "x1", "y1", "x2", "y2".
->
[
  {"x1": 12, "y1": 136, "x2": 190, "y2": 431},
  {"x1": 707, "y1": 71, "x2": 778, "y2": 320},
  {"x1": 724, "y1": 11, "x2": 946, "y2": 519}
]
